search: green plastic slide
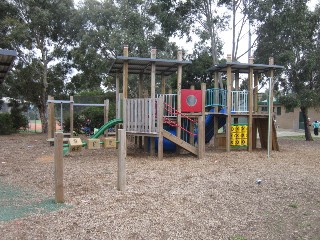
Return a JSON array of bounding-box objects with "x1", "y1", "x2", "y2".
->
[{"x1": 90, "y1": 118, "x2": 123, "y2": 139}]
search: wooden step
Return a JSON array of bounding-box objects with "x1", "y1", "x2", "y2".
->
[{"x1": 162, "y1": 130, "x2": 198, "y2": 155}]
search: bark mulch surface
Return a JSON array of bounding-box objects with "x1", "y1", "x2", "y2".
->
[{"x1": 0, "y1": 133, "x2": 319, "y2": 240}]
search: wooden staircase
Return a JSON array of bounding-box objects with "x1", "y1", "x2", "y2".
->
[{"x1": 162, "y1": 130, "x2": 198, "y2": 156}]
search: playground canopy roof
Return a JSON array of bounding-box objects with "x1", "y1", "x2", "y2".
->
[
  {"x1": 108, "y1": 56, "x2": 192, "y2": 77},
  {"x1": 0, "y1": 49, "x2": 17, "y2": 84},
  {"x1": 207, "y1": 62, "x2": 285, "y2": 74}
]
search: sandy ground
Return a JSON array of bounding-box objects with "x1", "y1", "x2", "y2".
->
[{"x1": 0, "y1": 131, "x2": 319, "y2": 240}]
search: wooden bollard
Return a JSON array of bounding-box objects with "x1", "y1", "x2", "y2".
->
[
  {"x1": 54, "y1": 132, "x2": 64, "y2": 203},
  {"x1": 117, "y1": 129, "x2": 126, "y2": 191}
]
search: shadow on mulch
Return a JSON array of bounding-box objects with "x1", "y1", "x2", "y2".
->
[{"x1": 0, "y1": 182, "x2": 70, "y2": 221}]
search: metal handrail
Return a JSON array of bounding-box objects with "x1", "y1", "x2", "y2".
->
[
  {"x1": 205, "y1": 88, "x2": 227, "y2": 107},
  {"x1": 231, "y1": 90, "x2": 248, "y2": 113}
]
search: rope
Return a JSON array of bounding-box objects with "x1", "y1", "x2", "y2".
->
[
  {"x1": 163, "y1": 102, "x2": 198, "y2": 123},
  {"x1": 163, "y1": 117, "x2": 197, "y2": 136}
]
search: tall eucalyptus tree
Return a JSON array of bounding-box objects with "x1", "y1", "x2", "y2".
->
[
  {"x1": 0, "y1": 0, "x2": 76, "y2": 133},
  {"x1": 253, "y1": 0, "x2": 320, "y2": 140}
]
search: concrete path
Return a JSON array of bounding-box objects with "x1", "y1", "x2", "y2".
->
[{"x1": 276, "y1": 128, "x2": 320, "y2": 138}]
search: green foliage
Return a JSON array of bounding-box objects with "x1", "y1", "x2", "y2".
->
[
  {"x1": 1, "y1": 0, "x2": 77, "y2": 133},
  {"x1": 184, "y1": 50, "x2": 213, "y2": 89},
  {"x1": 0, "y1": 99, "x2": 28, "y2": 134},
  {"x1": 254, "y1": 0, "x2": 320, "y2": 102},
  {"x1": 278, "y1": 94, "x2": 299, "y2": 110},
  {"x1": 8, "y1": 99, "x2": 28, "y2": 131},
  {"x1": 63, "y1": 107, "x2": 105, "y2": 134},
  {"x1": 81, "y1": 107, "x2": 105, "y2": 129},
  {"x1": 63, "y1": 113, "x2": 84, "y2": 134},
  {"x1": 0, "y1": 113, "x2": 14, "y2": 135},
  {"x1": 253, "y1": 0, "x2": 320, "y2": 140},
  {"x1": 0, "y1": 99, "x2": 3, "y2": 111},
  {"x1": 69, "y1": 0, "x2": 176, "y2": 94}
]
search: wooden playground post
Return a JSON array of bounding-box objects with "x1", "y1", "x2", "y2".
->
[
  {"x1": 268, "y1": 57, "x2": 274, "y2": 152},
  {"x1": 151, "y1": 47, "x2": 156, "y2": 98},
  {"x1": 201, "y1": 83, "x2": 206, "y2": 150},
  {"x1": 176, "y1": 50, "x2": 183, "y2": 154},
  {"x1": 158, "y1": 97, "x2": 164, "y2": 160},
  {"x1": 254, "y1": 73, "x2": 259, "y2": 113},
  {"x1": 150, "y1": 47, "x2": 157, "y2": 156},
  {"x1": 188, "y1": 85, "x2": 195, "y2": 145},
  {"x1": 213, "y1": 72, "x2": 219, "y2": 148},
  {"x1": 235, "y1": 71, "x2": 240, "y2": 91},
  {"x1": 116, "y1": 92, "x2": 123, "y2": 149},
  {"x1": 116, "y1": 71, "x2": 120, "y2": 119},
  {"x1": 48, "y1": 95, "x2": 55, "y2": 139},
  {"x1": 161, "y1": 74, "x2": 166, "y2": 94},
  {"x1": 198, "y1": 115, "x2": 205, "y2": 159},
  {"x1": 54, "y1": 132, "x2": 64, "y2": 203},
  {"x1": 104, "y1": 99, "x2": 109, "y2": 136},
  {"x1": 234, "y1": 71, "x2": 240, "y2": 116},
  {"x1": 138, "y1": 72, "x2": 144, "y2": 149},
  {"x1": 248, "y1": 56, "x2": 254, "y2": 152},
  {"x1": 226, "y1": 54, "x2": 232, "y2": 152},
  {"x1": 201, "y1": 83, "x2": 206, "y2": 116},
  {"x1": 70, "y1": 96, "x2": 74, "y2": 137},
  {"x1": 118, "y1": 129, "x2": 126, "y2": 191},
  {"x1": 123, "y1": 45, "x2": 129, "y2": 98}
]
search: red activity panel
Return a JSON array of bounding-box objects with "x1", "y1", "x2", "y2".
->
[{"x1": 181, "y1": 89, "x2": 202, "y2": 112}]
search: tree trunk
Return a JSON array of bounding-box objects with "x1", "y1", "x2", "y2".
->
[
  {"x1": 232, "y1": 0, "x2": 236, "y2": 61},
  {"x1": 38, "y1": 98, "x2": 48, "y2": 133},
  {"x1": 301, "y1": 106, "x2": 313, "y2": 141}
]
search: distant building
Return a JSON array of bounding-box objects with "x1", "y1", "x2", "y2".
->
[{"x1": 258, "y1": 99, "x2": 320, "y2": 130}]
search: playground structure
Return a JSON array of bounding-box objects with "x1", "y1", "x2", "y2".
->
[
  {"x1": 52, "y1": 46, "x2": 284, "y2": 197},
  {"x1": 207, "y1": 55, "x2": 284, "y2": 153},
  {"x1": 107, "y1": 46, "x2": 284, "y2": 160},
  {"x1": 47, "y1": 96, "x2": 110, "y2": 141},
  {"x1": 50, "y1": 46, "x2": 284, "y2": 160}
]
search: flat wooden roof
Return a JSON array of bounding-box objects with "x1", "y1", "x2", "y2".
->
[
  {"x1": 207, "y1": 62, "x2": 284, "y2": 74},
  {"x1": 0, "y1": 49, "x2": 17, "y2": 84},
  {"x1": 108, "y1": 56, "x2": 192, "y2": 76}
]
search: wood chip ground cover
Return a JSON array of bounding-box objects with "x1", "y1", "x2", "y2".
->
[{"x1": 0, "y1": 133, "x2": 319, "y2": 239}]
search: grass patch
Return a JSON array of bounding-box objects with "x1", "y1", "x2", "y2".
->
[{"x1": 288, "y1": 203, "x2": 298, "y2": 209}]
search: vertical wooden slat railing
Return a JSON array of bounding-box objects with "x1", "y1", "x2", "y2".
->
[{"x1": 124, "y1": 98, "x2": 160, "y2": 134}]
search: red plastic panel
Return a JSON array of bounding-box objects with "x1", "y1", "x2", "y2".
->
[{"x1": 181, "y1": 89, "x2": 202, "y2": 112}]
